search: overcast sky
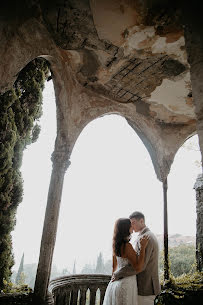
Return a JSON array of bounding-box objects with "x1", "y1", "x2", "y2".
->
[{"x1": 12, "y1": 81, "x2": 201, "y2": 273}]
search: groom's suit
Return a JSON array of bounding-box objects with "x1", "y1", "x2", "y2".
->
[
  {"x1": 135, "y1": 227, "x2": 160, "y2": 296},
  {"x1": 114, "y1": 226, "x2": 161, "y2": 304}
]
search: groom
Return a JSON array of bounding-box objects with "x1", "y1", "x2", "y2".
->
[{"x1": 113, "y1": 211, "x2": 161, "y2": 305}]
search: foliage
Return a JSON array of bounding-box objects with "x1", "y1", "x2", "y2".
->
[
  {"x1": 50, "y1": 264, "x2": 65, "y2": 280},
  {"x1": 31, "y1": 123, "x2": 41, "y2": 143},
  {"x1": 155, "y1": 272, "x2": 203, "y2": 305},
  {"x1": 2, "y1": 279, "x2": 32, "y2": 294},
  {"x1": 172, "y1": 271, "x2": 203, "y2": 289},
  {"x1": 16, "y1": 272, "x2": 26, "y2": 287},
  {"x1": 72, "y1": 260, "x2": 76, "y2": 274},
  {"x1": 81, "y1": 253, "x2": 112, "y2": 275},
  {"x1": 95, "y1": 252, "x2": 105, "y2": 274},
  {"x1": 159, "y1": 244, "x2": 196, "y2": 278},
  {"x1": 62, "y1": 268, "x2": 70, "y2": 275},
  {"x1": 22, "y1": 264, "x2": 37, "y2": 289},
  {"x1": 11, "y1": 263, "x2": 66, "y2": 290},
  {"x1": 16, "y1": 253, "x2": 24, "y2": 285},
  {"x1": 157, "y1": 243, "x2": 203, "y2": 305},
  {"x1": 0, "y1": 58, "x2": 50, "y2": 289},
  {"x1": 81, "y1": 263, "x2": 96, "y2": 274}
]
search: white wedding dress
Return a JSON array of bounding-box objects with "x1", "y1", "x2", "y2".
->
[{"x1": 103, "y1": 257, "x2": 138, "y2": 305}]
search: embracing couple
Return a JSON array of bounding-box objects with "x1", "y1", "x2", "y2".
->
[{"x1": 103, "y1": 211, "x2": 161, "y2": 305}]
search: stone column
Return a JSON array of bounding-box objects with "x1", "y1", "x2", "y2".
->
[
  {"x1": 34, "y1": 145, "x2": 70, "y2": 302},
  {"x1": 163, "y1": 178, "x2": 169, "y2": 281},
  {"x1": 194, "y1": 174, "x2": 203, "y2": 271},
  {"x1": 183, "y1": 4, "x2": 203, "y2": 272},
  {"x1": 183, "y1": 4, "x2": 203, "y2": 169}
]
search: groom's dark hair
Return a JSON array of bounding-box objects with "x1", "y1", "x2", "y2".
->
[{"x1": 129, "y1": 211, "x2": 145, "y2": 221}]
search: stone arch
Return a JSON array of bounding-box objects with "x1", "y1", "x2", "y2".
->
[
  {"x1": 0, "y1": 17, "x2": 57, "y2": 93},
  {"x1": 65, "y1": 110, "x2": 162, "y2": 181},
  {"x1": 56, "y1": 89, "x2": 196, "y2": 183}
]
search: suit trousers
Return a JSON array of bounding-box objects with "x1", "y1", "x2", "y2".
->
[{"x1": 138, "y1": 295, "x2": 156, "y2": 305}]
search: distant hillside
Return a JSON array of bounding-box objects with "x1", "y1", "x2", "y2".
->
[{"x1": 156, "y1": 234, "x2": 195, "y2": 249}]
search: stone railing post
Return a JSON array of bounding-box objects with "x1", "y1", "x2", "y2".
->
[
  {"x1": 70, "y1": 289, "x2": 78, "y2": 305},
  {"x1": 100, "y1": 287, "x2": 106, "y2": 305},
  {"x1": 194, "y1": 174, "x2": 203, "y2": 272},
  {"x1": 34, "y1": 146, "x2": 71, "y2": 302},
  {"x1": 90, "y1": 287, "x2": 97, "y2": 305},
  {"x1": 79, "y1": 288, "x2": 87, "y2": 305}
]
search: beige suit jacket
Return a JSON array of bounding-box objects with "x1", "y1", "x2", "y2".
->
[
  {"x1": 114, "y1": 227, "x2": 161, "y2": 296},
  {"x1": 135, "y1": 227, "x2": 161, "y2": 296}
]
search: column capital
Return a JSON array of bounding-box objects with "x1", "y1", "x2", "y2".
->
[
  {"x1": 163, "y1": 178, "x2": 168, "y2": 189},
  {"x1": 51, "y1": 149, "x2": 71, "y2": 173}
]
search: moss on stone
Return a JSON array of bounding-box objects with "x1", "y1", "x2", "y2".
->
[{"x1": 155, "y1": 272, "x2": 203, "y2": 305}]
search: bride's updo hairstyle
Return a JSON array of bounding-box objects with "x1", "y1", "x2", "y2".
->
[{"x1": 113, "y1": 218, "x2": 131, "y2": 257}]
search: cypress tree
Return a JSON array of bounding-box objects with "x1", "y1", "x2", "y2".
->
[
  {"x1": 72, "y1": 260, "x2": 76, "y2": 274},
  {"x1": 0, "y1": 58, "x2": 50, "y2": 289},
  {"x1": 95, "y1": 252, "x2": 105, "y2": 274},
  {"x1": 16, "y1": 253, "x2": 24, "y2": 284}
]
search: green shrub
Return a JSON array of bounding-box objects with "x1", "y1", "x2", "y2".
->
[{"x1": 2, "y1": 279, "x2": 32, "y2": 294}]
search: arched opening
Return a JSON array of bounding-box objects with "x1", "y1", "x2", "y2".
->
[
  {"x1": 168, "y1": 134, "x2": 200, "y2": 236},
  {"x1": 52, "y1": 114, "x2": 163, "y2": 275},
  {"x1": 159, "y1": 134, "x2": 201, "y2": 279}
]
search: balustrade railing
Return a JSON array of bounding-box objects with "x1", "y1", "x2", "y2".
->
[{"x1": 49, "y1": 274, "x2": 111, "y2": 305}]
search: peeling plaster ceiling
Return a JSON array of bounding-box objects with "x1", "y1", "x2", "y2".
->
[
  {"x1": 0, "y1": 0, "x2": 197, "y2": 180},
  {"x1": 149, "y1": 72, "x2": 194, "y2": 118},
  {"x1": 73, "y1": 0, "x2": 195, "y2": 125},
  {"x1": 0, "y1": 0, "x2": 194, "y2": 126}
]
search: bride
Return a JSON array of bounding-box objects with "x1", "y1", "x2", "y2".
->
[{"x1": 103, "y1": 218, "x2": 148, "y2": 305}]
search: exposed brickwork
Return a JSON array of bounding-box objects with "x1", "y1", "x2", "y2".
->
[{"x1": 105, "y1": 55, "x2": 186, "y2": 103}]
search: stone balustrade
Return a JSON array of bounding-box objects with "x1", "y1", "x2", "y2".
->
[{"x1": 49, "y1": 274, "x2": 111, "y2": 305}]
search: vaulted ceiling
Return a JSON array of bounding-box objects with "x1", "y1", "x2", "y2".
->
[{"x1": 0, "y1": 0, "x2": 197, "y2": 180}]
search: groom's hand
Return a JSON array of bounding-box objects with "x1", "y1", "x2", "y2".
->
[
  {"x1": 111, "y1": 264, "x2": 136, "y2": 281},
  {"x1": 111, "y1": 270, "x2": 122, "y2": 282}
]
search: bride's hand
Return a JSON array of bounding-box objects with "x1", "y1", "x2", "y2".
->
[{"x1": 140, "y1": 235, "x2": 149, "y2": 249}]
